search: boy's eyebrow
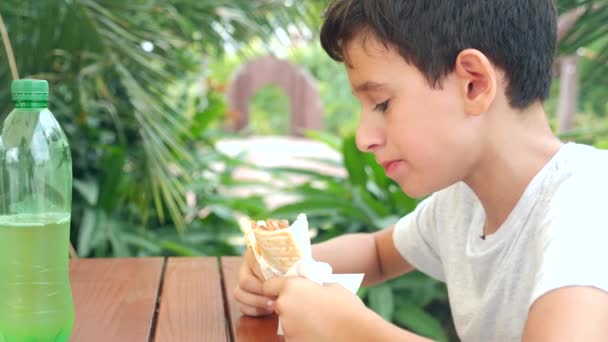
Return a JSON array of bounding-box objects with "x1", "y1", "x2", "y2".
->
[{"x1": 352, "y1": 81, "x2": 387, "y2": 94}]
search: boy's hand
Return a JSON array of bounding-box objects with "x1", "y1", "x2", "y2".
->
[
  {"x1": 233, "y1": 248, "x2": 274, "y2": 316},
  {"x1": 264, "y1": 277, "x2": 372, "y2": 341}
]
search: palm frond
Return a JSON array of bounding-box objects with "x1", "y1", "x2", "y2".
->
[
  {"x1": 557, "y1": 1, "x2": 608, "y2": 85},
  {"x1": 0, "y1": 0, "x2": 329, "y2": 232}
]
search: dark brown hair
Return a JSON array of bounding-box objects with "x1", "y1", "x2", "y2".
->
[{"x1": 320, "y1": 0, "x2": 558, "y2": 109}]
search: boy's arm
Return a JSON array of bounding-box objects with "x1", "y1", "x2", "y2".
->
[
  {"x1": 312, "y1": 226, "x2": 415, "y2": 287},
  {"x1": 361, "y1": 309, "x2": 436, "y2": 341},
  {"x1": 522, "y1": 286, "x2": 608, "y2": 341}
]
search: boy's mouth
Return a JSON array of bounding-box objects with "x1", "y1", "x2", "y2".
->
[{"x1": 379, "y1": 160, "x2": 403, "y2": 176}]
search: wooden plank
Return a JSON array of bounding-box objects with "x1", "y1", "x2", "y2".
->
[
  {"x1": 69, "y1": 258, "x2": 164, "y2": 342},
  {"x1": 154, "y1": 257, "x2": 228, "y2": 342},
  {"x1": 221, "y1": 257, "x2": 284, "y2": 342}
]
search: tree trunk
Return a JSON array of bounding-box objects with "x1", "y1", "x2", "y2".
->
[
  {"x1": 557, "y1": 55, "x2": 579, "y2": 133},
  {"x1": 555, "y1": 7, "x2": 586, "y2": 134}
]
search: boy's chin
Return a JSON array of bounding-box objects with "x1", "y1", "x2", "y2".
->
[{"x1": 397, "y1": 182, "x2": 432, "y2": 200}]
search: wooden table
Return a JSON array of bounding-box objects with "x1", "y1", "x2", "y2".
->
[{"x1": 69, "y1": 256, "x2": 283, "y2": 341}]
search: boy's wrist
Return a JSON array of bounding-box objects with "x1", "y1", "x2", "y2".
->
[
  {"x1": 346, "y1": 307, "x2": 394, "y2": 341},
  {"x1": 354, "y1": 307, "x2": 435, "y2": 342}
]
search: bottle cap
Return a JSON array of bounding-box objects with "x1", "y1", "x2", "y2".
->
[{"x1": 11, "y1": 79, "x2": 49, "y2": 102}]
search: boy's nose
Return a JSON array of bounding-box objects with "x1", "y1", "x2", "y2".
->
[{"x1": 356, "y1": 119, "x2": 384, "y2": 153}]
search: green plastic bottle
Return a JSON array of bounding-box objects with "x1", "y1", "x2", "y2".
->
[{"x1": 0, "y1": 80, "x2": 74, "y2": 342}]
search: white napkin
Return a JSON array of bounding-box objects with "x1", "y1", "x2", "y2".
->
[{"x1": 246, "y1": 214, "x2": 365, "y2": 335}]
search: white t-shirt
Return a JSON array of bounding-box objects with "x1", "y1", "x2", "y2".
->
[{"x1": 393, "y1": 142, "x2": 608, "y2": 341}]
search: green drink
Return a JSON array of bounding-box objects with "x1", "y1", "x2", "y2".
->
[
  {"x1": 0, "y1": 214, "x2": 73, "y2": 342},
  {"x1": 0, "y1": 80, "x2": 74, "y2": 342}
]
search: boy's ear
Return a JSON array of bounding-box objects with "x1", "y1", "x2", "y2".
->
[{"x1": 454, "y1": 49, "x2": 497, "y2": 116}]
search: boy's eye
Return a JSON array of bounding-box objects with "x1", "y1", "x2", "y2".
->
[{"x1": 373, "y1": 100, "x2": 390, "y2": 113}]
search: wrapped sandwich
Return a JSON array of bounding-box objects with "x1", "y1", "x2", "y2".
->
[
  {"x1": 244, "y1": 213, "x2": 365, "y2": 335},
  {"x1": 246, "y1": 213, "x2": 312, "y2": 279}
]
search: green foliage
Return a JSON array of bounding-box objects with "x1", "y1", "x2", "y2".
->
[
  {"x1": 249, "y1": 86, "x2": 290, "y2": 135},
  {"x1": 1, "y1": 0, "x2": 212, "y2": 230},
  {"x1": 557, "y1": 1, "x2": 608, "y2": 86},
  {"x1": 70, "y1": 92, "x2": 249, "y2": 257},
  {"x1": 0, "y1": 0, "x2": 329, "y2": 257}
]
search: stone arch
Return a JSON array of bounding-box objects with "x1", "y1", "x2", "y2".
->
[{"x1": 226, "y1": 55, "x2": 323, "y2": 136}]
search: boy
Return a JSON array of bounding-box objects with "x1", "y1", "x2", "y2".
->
[{"x1": 234, "y1": 0, "x2": 608, "y2": 340}]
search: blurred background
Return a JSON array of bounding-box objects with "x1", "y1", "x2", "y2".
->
[{"x1": 1, "y1": 1, "x2": 607, "y2": 340}]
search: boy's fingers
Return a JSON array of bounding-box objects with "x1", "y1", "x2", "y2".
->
[
  {"x1": 233, "y1": 285, "x2": 274, "y2": 309},
  {"x1": 238, "y1": 274, "x2": 264, "y2": 295},
  {"x1": 263, "y1": 277, "x2": 289, "y2": 297},
  {"x1": 246, "y1": 250, "x2": 265, "y2": 280},
  {"x1": 251, "y1": 263, "x2": 264, "y2": 280},
  {"x1": 239, "y1": 304, "x2": 274, "y2": 317},
  {"x1": 239, "y1": 264, "x2": 264, "y2": 294},
  {"x1": 256, "y1": 267, "x2": 265, "y2": 280}
]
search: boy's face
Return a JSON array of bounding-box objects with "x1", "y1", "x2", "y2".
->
[{"x1": 345, "y1": 33, "x2": 483, "y2": 198}]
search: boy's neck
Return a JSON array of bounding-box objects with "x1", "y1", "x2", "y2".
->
[{"x1": 464, "y1": 102, "x2": 562, "y2": 237}]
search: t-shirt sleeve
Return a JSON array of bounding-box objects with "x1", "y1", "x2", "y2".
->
[
  {"x1": 530, "y1": 176, "x2": 608, "y2": 307},
  {"x1": 393, "y1": 194, "x2": 445, "y2": 281}
]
